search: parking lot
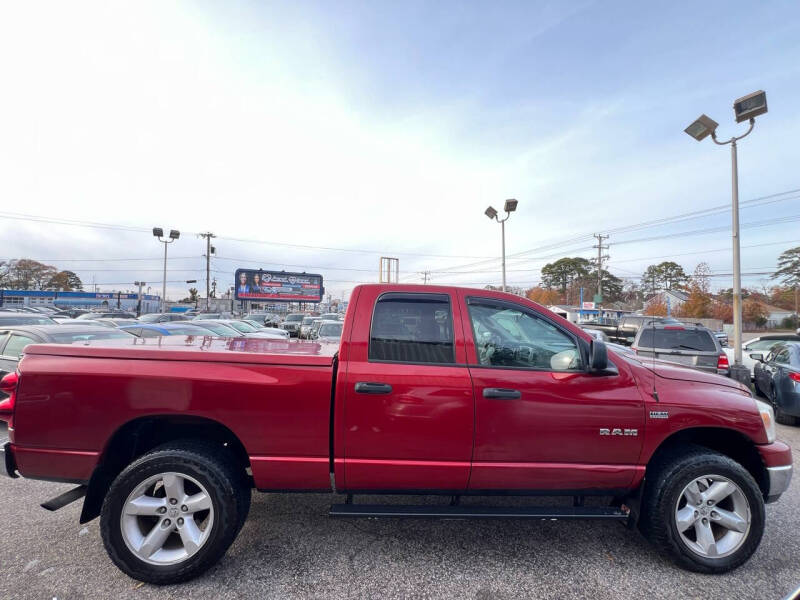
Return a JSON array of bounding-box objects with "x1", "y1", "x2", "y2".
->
[{"x1": 0, "y1": 422, "x2": 796, "y2": 600}]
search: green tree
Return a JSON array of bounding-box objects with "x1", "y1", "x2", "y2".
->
[
  {"x1": 641, "y1": 261, "x2": 689, "y2": 296},
  {"x1": 772, "y1": 246, "x2": 800, "y2": 287},
  {"x1": 541, "y1": 257, "x2": 592, "y2": 294}
]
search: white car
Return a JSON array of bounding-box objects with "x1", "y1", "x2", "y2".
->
[{"x1": 723, "y1": 334, "x2": 800, "y2": 379}]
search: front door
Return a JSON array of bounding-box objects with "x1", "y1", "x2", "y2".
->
[
  {"x1": 460, "y1": 293, "x2": 645, "y2": 492},
  {"x1": 341, "y1": 288, "x2": 474, "y2": 491}
]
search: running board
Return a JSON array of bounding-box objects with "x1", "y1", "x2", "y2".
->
[
  {"x1": 41, "y1": 485, "x2": 87, "y2": 512},
  {"x1": 329, "y1": 503, "x2": 629, "y2": 520}
]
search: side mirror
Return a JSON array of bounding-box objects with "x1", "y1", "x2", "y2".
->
[
  {"x1": 588, "y1": 339, "x2": 608, "y2": 372},
  {"x1": 750, "y1": 353, "x2": 765, "y2": 362}
]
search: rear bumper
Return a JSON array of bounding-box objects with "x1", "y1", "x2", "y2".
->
[{"x1": 2, "y1": 441, "x2": 18, "y2": 478}]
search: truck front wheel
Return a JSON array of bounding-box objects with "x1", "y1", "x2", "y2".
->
[
  {"x1": 639, "y1": 447, "x2": 764, "y2": 573},
  {"x1": 100, "y1": 442, "x2": 247, "y2": 584}
]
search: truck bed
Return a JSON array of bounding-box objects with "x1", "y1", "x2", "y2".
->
[{"x1": 13, "y1": 335, "x2": 338, "y2": 490}]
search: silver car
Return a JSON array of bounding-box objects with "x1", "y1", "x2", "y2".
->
[{"x1": 632, "y1": 323, "x2": 728, "y2": 376}]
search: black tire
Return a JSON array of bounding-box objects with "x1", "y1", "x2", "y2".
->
[
  {"x1": 100, "y1": 441, "x2": 249, "y2": 584},
  {"x1": 639, "y1": 445, "x2": 764, "y2": 574},
  {"x1": 773, "y1": 389, "x2": 799, "y2": 426},
  {"x1": 753, "y1": 378, "x2": 762, "y2": 398}
]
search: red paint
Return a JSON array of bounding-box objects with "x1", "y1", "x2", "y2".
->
[
  {"x1": 0, "y1": 371, "x2": 18, "y2": 426},
  {"x1": 5, "y1": 283, "x2": 792, "y2": 500}
]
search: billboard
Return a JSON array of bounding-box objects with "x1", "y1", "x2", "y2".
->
[{"x1": 234, "y1": 269, "x2": 323, "y2": 302}]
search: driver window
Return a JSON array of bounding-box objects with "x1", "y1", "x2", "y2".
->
[{"x1": 468, "y1": 302, "x2": 582, "y2": 371}]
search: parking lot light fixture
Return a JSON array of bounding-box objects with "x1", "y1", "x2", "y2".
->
[
  {"x1": 684, "y1": 91, "x2": 767, "y2": 383},
  {"x1": 484, "y1": 200, "x2": 519, "y2": 292},
  {"x1": 684, "y1": 114, "x2": 719, "y2": 141},
  {"x1": 153, "y1": 227, "x2": 180, "y2": 312}
]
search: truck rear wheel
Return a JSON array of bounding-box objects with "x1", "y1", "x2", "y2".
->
[
  {"x1": 100, "y1": 442, "x2": 248, "y2": 584},
  {"x1": 639, "y1": 446, "x2": 764, "y2": 573}
]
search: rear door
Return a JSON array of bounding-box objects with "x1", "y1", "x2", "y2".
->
[
  {"x1": 637, "y1": 328, "x2": 719, "y2": 373},
  {"x1": 340, "y1": 288, "x2": 474, "y2": 491},
  {"x1": 461, "y1": 293, "x2": 644, "y2": 492},
  {"x1": 0, "y1": 332, "x2": 39, "y2": 378}
]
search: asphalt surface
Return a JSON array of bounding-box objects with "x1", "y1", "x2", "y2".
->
[{"x1": 1, "y1": 422, "x2": 798, "y2": 600}]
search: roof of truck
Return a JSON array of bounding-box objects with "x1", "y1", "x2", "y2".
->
[{"x1": 21, "y1": 335, "x2": 338, "y2": 367}]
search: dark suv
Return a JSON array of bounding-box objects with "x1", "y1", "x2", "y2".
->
[{"x1": 632, "y1": 323, "x2": 728, "y2": 376}]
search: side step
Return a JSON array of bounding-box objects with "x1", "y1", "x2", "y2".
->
[
  {"x1": 330, "y1": 503, "x2": 629, "y2": 520},
  {"x1": 41, "y1": 485, "x2": 87, "y2": 512}
]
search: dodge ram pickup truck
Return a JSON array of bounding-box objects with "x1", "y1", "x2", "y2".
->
[{"x1": 0, "y1": 284, "x2": 792, "y2": 584}]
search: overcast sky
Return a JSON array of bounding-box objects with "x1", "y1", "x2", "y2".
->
[{"x1": 1, "y1": 1, "x2": 799, "y2": 301}]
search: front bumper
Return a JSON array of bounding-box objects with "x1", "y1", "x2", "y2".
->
[
  {"x1": 766, "y1": 465, "x2": 793, "y2": 502},
  {"x1": 2, "y1": 441, "x2": 18, "y2": 478}
]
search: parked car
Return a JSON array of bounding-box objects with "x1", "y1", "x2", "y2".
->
[
  {"x1": 314, "y1": 320, "x2": 343, "y2": 343},
  {"x1": 190, "y1": 320, "x2": 282, "y2": 339},
  {"x1": 139, "y1": 313, "x2": 190, "y2": 323},
  {"x1": 581, "y1": 327, "x2": 608, "y2": 342},
  {"x1": 95, "y1": 318, "x2": 140, "y2": 327},
  {"x1": 191, "y1": 312, "x2": 233, "y2": 321},
  {"x1": 714, "y1": 331, "x2": 729, "y2": 347},
  {"x1": 724, "y1": 334, "x2": 800, "y2": 380},
  {"x1": 119, "y1": 323, "x2": 218, "y2": 338},
  {"x1": 51, "y1": 309, "x2": 90, "y2": 319},
  {"x1": 0, "y1": 284, "x2": 789, "y2": 583},
  {"x1": 0, "y1": 325, "x2": 132, "y2": 378},
  {"x1": 58, "y1": 319, "x2": 118, "y2": 329},
  {"x1": 582, "y1": 316, "x2": 682, "y2": 346},
  {"x1": 0, "y1": 312, "x2": 57, "y2": 326},
  {"x1": 631, "y1": 323, "x2": 729, "y2": 376},
  {"x1": 245, "y1": 313, "x2": 281, "y2": 327},
  {"x1": 217, "y1": 320, "x2": 286, "y2": 339},
  {"x1": 76, "y1": 311, "x2": 137, "y2": 320},
  {"x1": 298, "y1": 316, "x2": 317, "y2": 339},
  {"x1": 280, "y1": 313, "x2": 306, "y2": 337},
  {"x1": 240, "y1": 320, "x2": 290, "y2": 339},
  {"x1": 752, "y1": 342, "x2": 800, "y2": 425},
  {"x1": 319, "y1": 313, "x2": 340, "y2": 321}
]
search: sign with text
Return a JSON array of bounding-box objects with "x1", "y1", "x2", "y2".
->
[
  {"x1": 234, "y1": 269, "x2": 323, "y2": 302},
  {"x1": 582, "y1": 301, "x2": 596, "y2": 310}
]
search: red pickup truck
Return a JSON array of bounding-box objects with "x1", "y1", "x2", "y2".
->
[{"x1": 0, "y1": 284, "x2": 792, "y2": 584}]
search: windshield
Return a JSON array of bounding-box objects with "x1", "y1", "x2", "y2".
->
[
  {"x1": 0, "y1": 315, "x2": 57, "y2": 325},
  {"x1": 165, "y1": 326, "x2": 210, "y2": 335},
  {"x1": 302, "y1": 317, "x2": 315, "y2": 325},
  {"x1": 139, "y1": 313, "x2": 164, "y2": 322},
  {"x1": 50, "y1": 330, "x2": 133, "y2": 342},
  {"x1": 228, "y1": 321, "x2": 257, "y2": 333},
  {"x1": 192, "y1": 322, "x2": 239, "y2": 336},
  {"x1": 637, "y1": 329, "x2": 716, "y2": 351},
  {"x1": 286, "y1": 314, "x2": 304, "y2": 322},
  {"x1": 319, "y1": 323, "x2": 343, "y2": 337}
]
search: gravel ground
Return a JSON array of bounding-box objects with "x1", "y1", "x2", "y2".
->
[{"x1": 0, "y1": 423, "x2": 798, "y2": 600}]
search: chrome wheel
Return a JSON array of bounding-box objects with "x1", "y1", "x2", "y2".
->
[
  {"x1": 674, "y1": 474, "x2": 751, "y2": 559},
  {"x1": 120, "y1": 472, "x2": 214, "y2": 565}
]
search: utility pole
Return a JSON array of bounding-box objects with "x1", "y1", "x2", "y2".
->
[
  {"x1": 421, "y1": 271, "x2": 431, "y2": 284},
  {"x1": 199, "y1": 232, "x2": 216, "y2": 311},
  {"x1": 135, "y1": 281, "x2": 145, "y2": 316},
  {"x1": 593, "y1": 234, "x2": 609, "y2": 305}
]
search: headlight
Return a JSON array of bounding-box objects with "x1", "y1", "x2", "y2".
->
[{"x1": 755, "y1": 399, "x2": 776, "y2": 443}]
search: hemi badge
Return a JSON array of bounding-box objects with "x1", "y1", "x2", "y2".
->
[{"x1": 650, "y1": 411, "x2": 669, "y2": 419}]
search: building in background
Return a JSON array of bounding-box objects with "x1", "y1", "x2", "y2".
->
[{"x1": 0, "y1": 289, "x2": 161, "y2": 313}]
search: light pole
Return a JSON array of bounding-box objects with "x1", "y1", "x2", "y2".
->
[
  {"x1": 153, "y1": 228, "x2": 180, "y2": 313},
  {"x1": 685, "y1": 90, "x2": 768, "y2": 384},
  {"x1": 484, "y1": 199, "x2": 518, "y2": 292}
]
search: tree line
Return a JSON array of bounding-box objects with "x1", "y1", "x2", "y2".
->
[
  {"x1": 524, "y1": 245, "x2": 800, "y2": 328},
  {"x1": 0, "y1": 259, "x2": 84, "y2": 292}
]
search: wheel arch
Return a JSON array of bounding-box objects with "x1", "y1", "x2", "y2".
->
[
  {"x1": 80, "y1": 414, "x2": 251, "y2": 524},
  {"x1": 645, "y1": 427, "x2": 769, "y2": 499}
]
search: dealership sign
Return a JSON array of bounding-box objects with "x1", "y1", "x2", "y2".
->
[{"x1": 234, "y1": 269, "x2": 323, "y2": 302}]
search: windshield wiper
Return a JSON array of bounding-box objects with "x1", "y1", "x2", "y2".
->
[{"x1": 673, "y1": 344, "x2": 702, "y2": 351}]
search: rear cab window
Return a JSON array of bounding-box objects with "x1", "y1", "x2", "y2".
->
[
  {"x1": 369, "y1": 293, "x2": 455, "y2": 364},
  {"x1": 637, "y1": 328, "x2": 716, "y2": 351}
]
